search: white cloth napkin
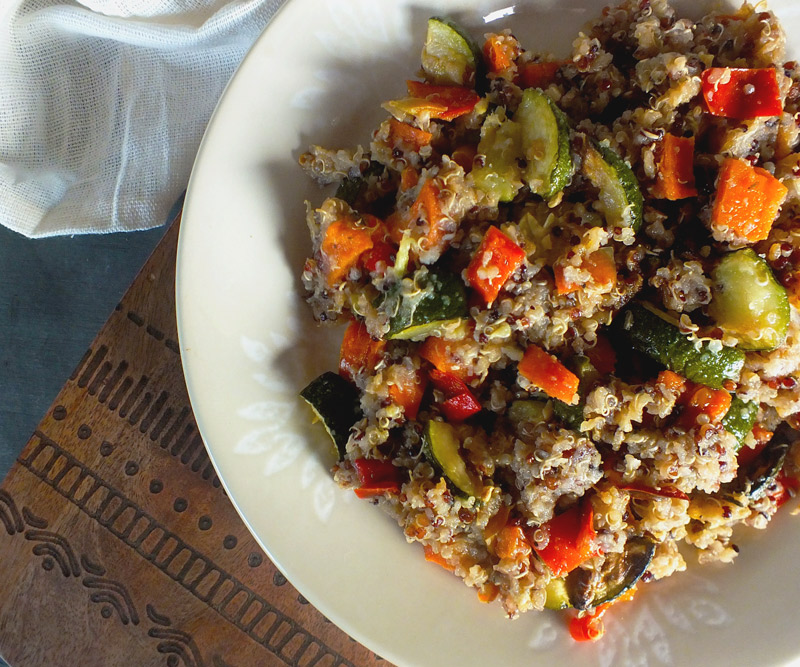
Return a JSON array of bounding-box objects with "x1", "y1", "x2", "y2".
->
[{"x1": 0, "y1": 0, "x2": 285, "y2": 237}]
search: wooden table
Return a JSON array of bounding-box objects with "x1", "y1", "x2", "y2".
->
[{"x1": 0, "y1": 215, "x2": 390, "y2": 667}]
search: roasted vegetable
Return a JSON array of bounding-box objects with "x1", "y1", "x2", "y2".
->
[
  {"x1": 422, "y1": 419, "x2": 481, "y2": 497},
  {"x1": 300, "y1": 372, "x2": 362, "y2": 458}
]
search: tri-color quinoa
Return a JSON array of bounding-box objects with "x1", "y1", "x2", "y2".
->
[{"x1": 299, "y1": 0, "x2": 800, "y2": 640}]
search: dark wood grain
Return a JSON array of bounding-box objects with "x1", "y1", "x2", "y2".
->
[{"x1": 0, "y1": 216, "x2": 392, "y2": 667}]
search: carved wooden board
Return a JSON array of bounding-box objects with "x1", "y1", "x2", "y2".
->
[{"x1": 0, "y1": 216, "x2": 392, "y2": 667}]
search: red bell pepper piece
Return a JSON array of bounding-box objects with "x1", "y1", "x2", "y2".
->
[
  {"x1": 405, "y1": 80, "x2": 480, "y2": 121},
  {"x1": 441, "y1": 392, "x2": 482, "y2": 422},
  {"x1": 585, "y1": 333, "x2": 616, "y2": 376},
  {"x1": 353, "y1": 458, "x2": 404, "y2": 498},
  {"x1": 534, "y1": 500, "x2": 599, "y2": 577},
  {"x1": 429, "y1": 369, "x2": 481, "y2": 421},
  {"x1": 701, "y1": 67, "x2": 782, "y2": 119},
  {"x1": 676, "y1": 382, "x2": 732, "y2": 430},
  {"x1": 465, "y1": 226, "x2": 526, "y2": 304},
  {"x1": 360, "y1": 240, "x2": 396, "y2": 274},
  {"x1": 339, "y1": 319, "x2": 386, "y2": 382}
]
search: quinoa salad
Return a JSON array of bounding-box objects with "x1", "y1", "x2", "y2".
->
[{"x1": 298, "y1": 0, "x2": 800, "y2": 641}]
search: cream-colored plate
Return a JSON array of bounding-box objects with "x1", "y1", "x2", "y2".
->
[{"x1": 177, "y1": 1, "x2": 800, "y2": 665}]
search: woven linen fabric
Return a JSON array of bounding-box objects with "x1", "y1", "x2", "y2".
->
[{"x1": 0, "y1": 0, "x2": 284, "y2": 237}]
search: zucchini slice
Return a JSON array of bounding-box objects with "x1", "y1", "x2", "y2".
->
[
  {"x1": 722, "y1": 396, "x2": 759, "y2": 449},
  {"x1": 618, "y1": 302, "x2": 745, "y2": 389},
  {"x1": 387, "y1": 269, "x2": 468, "y2": 340},
  {"x1": 583, "y1": 141, "x2": 643, "y2": 231},
  {"x1": 515, "y1": 88, "x2": 573, "y2": 200},
  {"x1": 507, "y1": 399, "x2": 549, "y2": 428},
  {"x1": 709, "y1": 248, "x2": 790, "y2": 351},
  {"x1": 731, "y1": 423, "x2": 795, "y2": 501},
  {"x1": 566, "y1": 536, "x2": 655, "y2": 610},
  {"x1": 421, "y1": 17, "x2": 481, "y2": 88},
  {"x1": 544, "y1": 577, "x2": 571, "y2": 610},
  {"x1": 300, "y1": 371, "x2": 362, "y2": 458},
  {"x1": 471, "y1": 109, "x2": 525, "y2": 204},
  {"x1": 422, "y1": 420, "x2": 481, "y2": 498}
]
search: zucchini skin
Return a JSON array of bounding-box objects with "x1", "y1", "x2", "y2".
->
[
  {"x1": 387, "y1": 269, "x2": 467, "y2": 339},
  {"x1": 722, "y1": 396, "x2": 758, "y2": 449},
  {"x1": 619, "y1": 303, "x2": 745, "y2": 389},
  {"x1": 300, "y1": 371, "x2": 362, "y2": 458}
]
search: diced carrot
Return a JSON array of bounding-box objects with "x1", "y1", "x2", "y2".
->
[
  {"x1": 677, "y1": 383, "x2": 731, "y2": 429},
  {"x1": 403, "y1": 81, "x2": 481, "y2": 121},
  {"x1": 653, "y1": 134, "x2": 698, "y2": 200},
  {"x1": 388, "y1": 117, "x2": 433, "y2": 152},
  {"x1": 320, "y1": 219, "x2": 374, "y2": 286},
  {"x1": 554, "y1": 249, "x2": 617, "y2": 295},
  {"x1": 400, "y1": 166, "x2": 420, "y2": 191},
  {"x1": 387, "y1": 179, "x2": 449, "y2": 258},
  {"x1": 483, "y1": 34, "x2": 518, "y2": 73},
  {"x1": 387, "y1": 366, "x2": 427, "y2": 420},
  {"x1": 494, "y1": 524, "x2": 532, "y2": 561},
  {"x1": 465, "y1": 226, "x2": 526, "y2": 304},
  {"x1": 451, "y1": 144, "x2": 477, "y2": 172},
  {"x1": 569, "y1": 586, "x2": 637, "y2": 642},
  {"x1": 419, "y1": 332, "x2": 472, "y2": 380},
  {"x1": 477, "y1": 582, "x2": 499, "y2": 603},
  {"x1": 710, "y1": 157, "x2": 787, "y2": 243},
  {"x1": 339, "y1": 320, "x2": 386, "y2": 382},
  {"x1": 752, "y1": 422, "x2": 774, "y2": 445},
  {"x1": 586, "y1": 333, "x2": 616, "y2": 375},
  {"x1": 516, "y1": 61, "x2": 562, "y2": 89},
  {"x1": 656, "y1": 370, "x2": 687, "y2": 395},
  {"x1": 701, "y1": 67, "x2": 782, "y2": 119},
  {"x1": 483, "y1": 504, "x2": 511, "y2": 541},
  {"x1": 424, "y1": 544, "x2": 455, "y2": 571},
  {"x1": 518, "y1": 344, "x2": 580, "y2": 405}
]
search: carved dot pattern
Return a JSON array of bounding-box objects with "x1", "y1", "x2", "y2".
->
[
  {"x1": 167, "y1": 655, "x2": 179, "y2": 667},
  {"x1": 173, "y1": 498, "x2": 188, "y2": 513},
  {"x1": 124, "y1": 461, "x2": 139, "y2": 476},
  {"x1": 52, "y1": 406, "x2": 67, "y2": 421},
  {"x1": 247, "y1": 552, "x2": 263, "y2": 568},
  {"x1": 222, "y1": 535, "x2": 237, "y2": 550},
  {"x1": 149, "y1": 479, "x2": 163, "y2": 494},
  {"x1": 77, "y1": 425, "x2": 92, "y2": 440},
  {"x1": 101, "y1": 606, "x2": 113, "y2": 619},
  {"x1": 297, "y1": 595, "x2": 309, "y2": 605},
  {"x1": 198, "y1": 516, "x2": 212, "y2": 531},
  {"x1": 42, "y1": 557, "x2": 54, "y2": 571},
  {"x1": 99, "y1": 442, "x2": 114, "y2": 457},
  {"x1": 273, "y1": 571, "x2": 287, "y2": 586}
]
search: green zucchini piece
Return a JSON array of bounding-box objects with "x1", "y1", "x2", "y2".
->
[
  {"x1": 709, "y1": 248, "x2": 790, "y2": 351},
  {"x1": 508, "y1": 399, "x2": 549, "y2": 427},
  {"x1": 544, "y1": 577, "x2": 572, "y2": 610},
  {"x1": 422, "y1": 420, "x2": 481, "y2": 498},
  {"x1": 618, "y1": 302, "x2": 745, "y2": 389},
  {"x1": 583, "y1": 141, "x2": 643, "y2": 231},
  {"x1": 421, "y1": 17, "x2": 481, "y2": 88},
  {"x1": 471, "y1": 109, "x2": 525, "y2": 204},
  {"x1": 515, "y1": 88, "x2": 573, "y2": 200},
  {"x1": 300, "y1": 371, "x2": 362, "y2": 459},
  {"x1": 732, "y1": 423, "x2": 794, "y2": 501},
  {"x1": 722, "y1": 396, "x2": 758, "y2": 449},
  {"x1": 566, "y1": 536, "x2": 655, "y2": 610},
  {"x1": 387, "y1": 269, "x2": 468, "y2": 340}
]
